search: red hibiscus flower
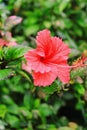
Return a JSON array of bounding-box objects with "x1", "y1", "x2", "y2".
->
[{"x1": 24, "y1": 29, "x2": 71, "y2": 86}]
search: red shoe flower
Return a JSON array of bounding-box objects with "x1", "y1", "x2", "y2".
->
[{"x1": 24, "y1": 29, "x2": 71, "y2": 86}]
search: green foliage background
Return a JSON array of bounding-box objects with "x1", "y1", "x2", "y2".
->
[{"x1": 0, "y1": 0, "x2": 87, "y2": 130}]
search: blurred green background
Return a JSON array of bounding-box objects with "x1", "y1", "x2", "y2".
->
[{"x1": 0, "y1": 0, "x2": 87, "y2": 130}]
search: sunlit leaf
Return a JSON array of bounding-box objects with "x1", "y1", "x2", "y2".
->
[
  {"x1": 0, "y1": 104, "x2": 7, "y2": 118},
  {"x1": 0, "y1": 69, "x2": 12, "y2": 80},
  {"x1": 4, "y1": 46, "x2": 29, "y2": 61},
  {"x1": 6, "y1": 114, "x2": 20, "y2": 128}
]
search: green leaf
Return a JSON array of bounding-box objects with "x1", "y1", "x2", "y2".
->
[
  {"x1": 6, "y1": 114, "x2": 20, "y2": 128},
  {"x1": 76, "y1": 100, "x2": 84, "y2": 110},
  {"x1": 19, "y1": 107, "x2": 32, "y2": 119},
  {"x1": 58, "y1": 127, "x2": 72, "y2": 130},
  {"x1": 65, "y1": 33, "x2": 78, "y2": 49},
  {"x1": 0, "y1": 69, "x2": 12, "y2": 80},
  {"x1": 71, "y1": 67, "x2": 87, "y2": 79},
  {"x1": 2, "y1": 95, "x2": 15, "y2": 105},
  {"x1": 24, "y1": 25, "x2": 39, "y2": 36},
  {"x1": 39, "y1": 104, "x2": 53, "y2": 117},
  {"x1": 73, "y1": 25, "x2": 83, "y2": 36},
  {"x1": 0, "y1": 48, "x2": 4, "y2": 60},
  {"x1": 16, "y1": 70, "x2": 32, "y2": 83},
  {"x1": 0, "y1": 104, "x2": 7, "y2": 118},
  {"x1": 8, "y1": 104, "x2": 19, "y2": 115},
  {"x1": 23, "y1": 93, "x2": 34, "y2": 110},
  {"x1": 42, "y1": 81, "x2": 60, "y2": 94},
  {"x1": 4, "y1": 46, "x2": 29, "y2": 61},
  {"x1": 7, "y1": 57, "x2": 23, "y2": 66},
  {"x1": 34, "y1": 99, "x2": 40, "y2": 109},
  {"x1": 58, "y1": 0, "x2": 70, "y2": 13},
  {"x1": 63, "y1": 19, "x2": 73, "y2": 29},
  {"x1": 74, "y1": 83, "x2": 85, "y2": 95}
]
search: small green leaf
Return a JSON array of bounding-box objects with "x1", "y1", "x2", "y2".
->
[
  {"x1": 24, "y1": 93, "x2": 34, "y2": 110},
  {"x1": 8, "y1": 104, "x2": 19, "y2": 115},
  {"x1": 19, "y1": 107, "x2": 32, "y2": 119},
  {"x1": 76, "y1": 100, "x2": 84, "y2": 110},
  {"x1": 0, "y1": 104, "x2": 7, "y2": 118},
  {"x1": 34, "y1": 99, "x2": 40, "y2": 109},
  {"x1": 0, "y1": 69, "x2": 12, "y2": 80},
  {"x1": 71, "y1": 67, "x2": 87, "y2": 79},
  {"x1": 74, "y1": 83, "x2": 85, "y2": 95},
  {"x1": 4, "y1": 46, "x2": 29, "y2": 61},
  {"x1": 42, "y1": 81, "x2": 60, "y2": 94},
  {"x1": 6, "y1": 114, "x2": 20, "y2": 128},
  {"x1": 16, "y1": 70, "x2": 32, "y2": 83},
  {"x1": 25, "y1": 25, "x2": 39, "y2": 36},
  {"x1": 58, "y1": 127, "x2": 72, "y2": 130},
  {"x1": 0, "y1": 48, "x2": 4, "y2": 60},
  {"x1": 2, "y1": 95, "x2": 15, "y2": 105},
  {"x1": 39, "y1": 104, "x2": 53, "y2": 117},
  {"x1": 58, "y1": 0, "x2": 70, "y2": 13}
]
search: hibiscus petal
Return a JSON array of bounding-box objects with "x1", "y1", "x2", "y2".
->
[
  {"x1": 24, "y1": 49, "x2": 51, "y2": 73},
  {"x1": 46, "y1": 37, "x2": 70, "y2": 64},
  {"x1": 51, "y1": 37, "x2": 70, "y2": 57},
  {"x1": 56, "y1": 64, "x2": 70, "y2": 83},
  {"x1": 36, "y1": 29, "x2": 51, "y2": 48},
  {"x1": 36, "y1": 30, "x2": 56, "y2": 58},
  {"x1": 22, "y1": 62, "x2": 32, "y2": 73},
  {"x1": 33, "y1": 71, "x2": 57, "y2": 86}
]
